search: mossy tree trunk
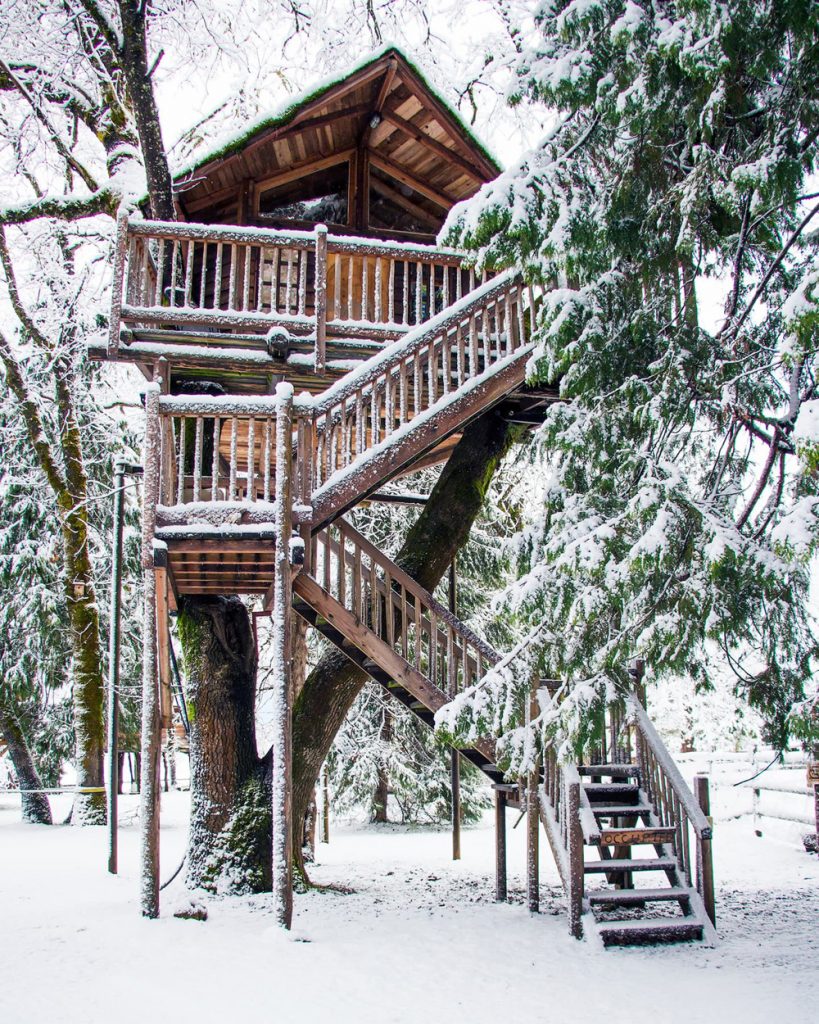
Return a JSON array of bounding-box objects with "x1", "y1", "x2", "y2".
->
[
  {"x1": 291, "y1": 410, "x2": 521, "y2": 872},
  {"x1": 0, "y1": 700, "x2": 51, "y2": 825},
  {"x1": 178, "y1": 595, "x2": 272, "y2": 893},
  {"x1": 177, "y1": 410, "x2": 520, "y2": 891}
]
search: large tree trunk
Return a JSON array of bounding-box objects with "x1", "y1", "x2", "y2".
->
[
  {"x1": 372, "y1": 707, "x2": 392, "y2": 823},
  {"x1": 291, "y1": 410, "x2": 521, "y2": 868},
  {"x1": 177, "y1": 595, "x2": 271, "y2": 893},
  {"x1": 0, "y1": 701, "x2": 51, "y2": 824}
]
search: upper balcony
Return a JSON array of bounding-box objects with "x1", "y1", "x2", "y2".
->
[{"x1": 97, "y1": 216, "x2": 494, "y2": 396}]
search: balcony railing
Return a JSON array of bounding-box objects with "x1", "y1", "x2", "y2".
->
[{"x1": 109, "y1": 215, "x2": 485, "y2": 374}]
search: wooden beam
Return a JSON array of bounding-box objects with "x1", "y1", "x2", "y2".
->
[
  {"x1": 254, "y1": 150, "x2": 355, "y2": 201},
  {"x1": 368, "y1": 153, "x2": 453, "y2": 211},
  {"x1": 381, "y1": 106, "x2": 482, "y2": 181},
  {"x1": 361, "y1": 59, "x2": 399, "y2": 149},
  {"x1": 369, "y1": 173, "x2": 442, "y2": 230}
]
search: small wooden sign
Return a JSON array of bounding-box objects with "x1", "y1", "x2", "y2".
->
[
  {"x1": 807, "y1": 763, "x2": 819, "y2": 786},
  {"x1": 600, "y1": 827, "x2": 676, "y2": 847}
]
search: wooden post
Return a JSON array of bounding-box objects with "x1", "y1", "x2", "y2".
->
[
  {"x1": 526, "y1": 684, "x2": 540, "y2": 913},
  {"x1": 107, "y1": 206, "x2": 129, "y2": 357},
  {"x1": 272, "y1": 382, "x2": 294, "y2": 928},
  {"x1": 321, "y1": 763, "x2": 330, "y2": 844},
  {"x1": 315, "y1": 224, "x2": 328, "y2": 376},
  {"x1": 449, "y1": 558, "x2": 461, "y2": 861},
  {"x1": 494, "y1": 787, "x2": 507, "y2": 902},
  {"x1": 567, "y1": 778, "x2": 583, "y2": 938},
  {"x1": 139, "y1": 382, "x2": 162, "y2": 918},
  {"x1": 106, "y1": 460, "x2": 126, "y2": 874},
  {"x1": 694, "y1": 775, "x2": 716, "y2": 926}
]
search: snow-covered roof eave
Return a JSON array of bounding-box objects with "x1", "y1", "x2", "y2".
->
[{"x1": 170, "y1": 42, "x2": 500, "y2": 186}]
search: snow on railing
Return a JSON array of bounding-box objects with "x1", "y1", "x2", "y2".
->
[
  {"x1": 111, "y1": 217, "x2": 479, "y2": 372},
  {"x1": 310, "y1": 518, "x2": 498, "y2": 697}
]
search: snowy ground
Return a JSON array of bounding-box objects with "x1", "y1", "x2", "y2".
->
[{"x1": 1, "y1": 790, "x2": 817, "y2": 1024}]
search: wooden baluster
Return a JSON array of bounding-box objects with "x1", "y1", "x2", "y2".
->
[
  {"x1": 285, "y1": 250, "x2": 294, "y2": 314},
  {"x1": 374, "y1": 257, "x2": 382, "y2": 322},
  {"x1": 256, "y1": 246, "x2": 266, "y2": 311},
  {"x1": 399, "y1": 360, "x2": 408, "y2": 424},
  {"x1": 400, "y1": 588, "x2": 408, "y2": 659},
  {"x1": 427, "y1": 338, "x2": 438, "y2": 404},
  {"x1": 333, "y1": 253, "x2": 341, "y2": 321},
  {"x1": 323, "y1": 410, "x2": 332, "y2": 481},
  {"x1": 353, "y1": 542, "x2": 362, "y2": 620},
  {"x1": 153, "y1": 233, "x2": 166, "y2": 307},
  {"x1": 414, "y1": 594, "x2": 422, "y2": 669},
  {"x1": 314, "y1": 226, "x2": 327, "y2": 375},
  {"x1": 441, "y1": 332, "x2": 450, "y2": 396},
  {"x1": 336, "y1": 528, "x2": 346, "y2": 605},
  {"x1": 370, "y1": 383, "x2": 379, "y2": 447},
  {"x1": 415, "y1": 260, "x2": 423, "y2": 324},
  {"x1": 315, "y1": 423, "x2": 324, "y2": 488},
  {"x1": 388, "y1": 259, "x2": 395, "y2": 323},
  {"x1": 242, "y1": 245, "x2": 252, "y2": 311},
  {"x1": 347, "y1": 255, "x2": 353, "y2": 320},
  {"x1": 198, "y1": 242, "x2": 208, "y2": 309},
  {"x1": 456, "y1": 265, "x2": 463, "y2": 301},
  {"x1": 269, "y1": 247, "x2": 279, "y2": 314},
  {"x1": 211, "y1": 417, "x2": 221, "y2": 497},
  {"x1": 429, "y1": 610, "x2": 438, "y2": 685},
  {"x1": 694, "y1": 776, "x2": 715, "y2": 926},
  {"x1": 263, "y1": 418, "x2": 272, "y2": 502},
  {"x1": 246, "y1": 416, "x2": 255, "y2": 501},
  {"x1": 227, "y1": 244, "x2": 237, "y2": 310},
  {"x1": 515, "y1": 285, "x2": 525, "y2": 347},
  {"x1": 413, "y1": 351, "x2": 422, "y2": 415},
  {"x1": 192, "y1": 416, "x2": 204, "y2": 502},
  {"x1": 482, "y1": 306, "x2": 492, "y2": 367},
  {"x1": 384, "y1": 568, "x2": 394, "y2": 647},
  {"x1": 323, "y1": 527, "x2": 332, "y2": 592},
  {"x1": 169, "y1": 240, "x2": 180, "y2": 306},
  {"x1": 229, "y1": 416, "x2": 238, "y2": 500},
  {"x1": 361, "y1": 255, "x2": 369, "y2": 322},
  {"x1": 442, "y1": 263, "x2": 450, "y2": 310},
  {"x1": 176, "y1": 417, "x2": 185, "y2": 504},
  {"x1": 298, "y1": 249, "x2": 307, "y2": 317},
  {"x1": 214, "y1": 243, "x2": 224, "y2": 309},
  {"x1": 355, "y1": 389, "x2": 364, "y2": 456},
  {"x1": 456, "y1": 323, "x2": 465, "y2": 386},
  {"x1": 385, "y1": 369, "x2": 394, "y2": 436},
  {"x1": 402, "y1": 261, "x2": 409, "y2": 325}
]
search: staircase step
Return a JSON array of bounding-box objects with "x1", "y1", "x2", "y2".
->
[
  {"x1": 597, "y1": 918, "x2": 703, "y2": 947},
  {"x1": 583, "y1": 784, "x2": 640, "y2": 803},
  {"x1": 596, "y1": 826, "x2": 677, "y2": 847},
  {"x1": 584, "y1": 857, "x2": 676, "y2": 874},
  {"x1": 591, "y1": 804, "x2": 652, "y2": 818},
  {"x1": 588, "y1": 887, "x2": 692, "y2": 907},
  {"x1": 579, "y1": 765, "x2": 640, "y2": 778}
]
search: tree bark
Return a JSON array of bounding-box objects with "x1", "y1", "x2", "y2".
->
[
  {"x1": 291, "y1": 410, "x2": 521, "y2": 865},
  {"x1": 372, "y1": 706, "x2": 392, "y2": 823},
  {"x1": 0, "y1": 702, "x2": 51, "y2": 824},
  {"x1": 178, "y1": 595, "x2": 271, "y2": 893}
]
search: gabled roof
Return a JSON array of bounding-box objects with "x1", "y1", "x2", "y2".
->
[{"x1": 173, "y1": 45, "x2": 500, "y2": 224}]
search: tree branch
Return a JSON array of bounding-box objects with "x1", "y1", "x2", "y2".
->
[{"x1": 0, "y1": 188, "x2": 119, "y2": 226}]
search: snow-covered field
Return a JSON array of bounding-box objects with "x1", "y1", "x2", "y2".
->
[{"x1": 1, "y1": 789, "x2": 817, "y2": 1024}]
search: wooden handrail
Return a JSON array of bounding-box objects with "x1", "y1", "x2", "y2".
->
[{"x1": 627, "y1": 695, "x2": 711, "y2": 838}]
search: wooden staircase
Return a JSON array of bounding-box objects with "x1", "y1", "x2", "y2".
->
[{"x1": 109, "y1": 216, "x2": 715, "y2": 942}]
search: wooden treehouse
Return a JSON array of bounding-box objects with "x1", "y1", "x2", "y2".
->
[{"x1": 97, "y1": 46, "x2": 716, "y2": 946}]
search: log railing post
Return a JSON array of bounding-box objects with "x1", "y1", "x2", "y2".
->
[
  {"x1": 272, "y1": 382, "x2": 294, "y2": 928},
  {"x1": 494, "y1": 787, "x2": 507, "y2": 902},
  {"x1": 106, "y1": 460, "x2": 126, "y2": 875},
  {"x1": 139, "y1": 382, "x2": 162, "y2": 918},
  {"x1": 315, "y1": 224, "x2": 328, "y2": 375},
  {"x1": 694, "y1": 774, "x2": 716, "y2": 926},
  {"x1": 448, "y1": 558, "x2": 461, "y2": 862},
  {"x1": 527, "y1": 682, "x2": 540, "y2": 913},
  {"x1": 108, "y1": 207, "x2": 129, "y2": 358},
  {"x1": 567, "y1": 778, "x2": 583, "y2": 938}
]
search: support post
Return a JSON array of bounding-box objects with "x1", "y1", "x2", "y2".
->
[
  {"x1": 314, "y1": 224, "x2": 327, "y2": 376},
  {"x1": 139, "y1": 381, "x2": 162, "y2": 918},
  {"x1": 526, "y1": 683, "x2": 540, "y2": 913},
  {"x1": 272, "y1": 382, "x2": 294, "y2": 928},
  {"x1": 106, "y1": 461, "x2": 126, "y2": 875},
  {"x1": 494, "y1": 787, "x2": 507, "y2": 901},
  {"x1": 567, "y1": 778, "x2": 583, "y2": 938},
  {"x1": 449, "y1": 558, "x2": 461, "y2": 861},
  {"x1": 321, "y1": 763, "x2": 330, "y2": 844},
  {"x1": 694, "y1": 775, "x2": 716, "y2": 926},
  {"x1": 106, "y1": 460, "x2": 142, "y2": 874}
]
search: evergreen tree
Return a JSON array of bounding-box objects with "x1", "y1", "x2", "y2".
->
[{"x1": 440, "y1": 0, "x2": 819, "y2": 770}]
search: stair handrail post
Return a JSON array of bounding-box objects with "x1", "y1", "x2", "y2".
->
[
  {"x1": 694, "y1": 775, "x2": 716, "y2": 926},
  {"x1": 272, "y1": 381, "x2": 295, "y2": 929},
  {"x1": 566, "y1": 774, "x2": 583, "y2": 938},
  {"x1": 314, "y1": 224, "x2": 328, "y2": 376}
]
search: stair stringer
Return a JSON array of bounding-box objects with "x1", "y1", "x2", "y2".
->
[{"x1": 292, "y1": 571, "x2": 500, "y2": 780}]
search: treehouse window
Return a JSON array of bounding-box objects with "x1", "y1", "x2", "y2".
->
[{"x1": 257, "y1": 162, "x2": 349, "y2": 227}]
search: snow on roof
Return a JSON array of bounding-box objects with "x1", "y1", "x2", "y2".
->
[{"x1": 172, "y1": 43, "x2": 499, "y2": 183}]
